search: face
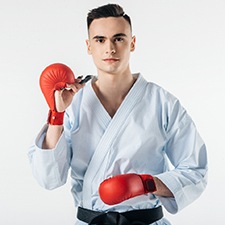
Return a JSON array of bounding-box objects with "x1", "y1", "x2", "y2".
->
[{"x1": 86, "y1": 17, "x2": 136, "y2": 76}]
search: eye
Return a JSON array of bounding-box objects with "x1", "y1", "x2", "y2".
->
[
  {"x1": 96, "y1": 38, "x2": 105, "y2": 43},
  {"x1": 114, "y1": 37, "x2": 124, "y2": 42}
]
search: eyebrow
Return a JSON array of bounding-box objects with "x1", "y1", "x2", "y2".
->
[{"x1": 92, "y1": 33, "x2": 127, "y2": 40}]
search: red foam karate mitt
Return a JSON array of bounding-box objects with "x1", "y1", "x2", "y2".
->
[
  {"x1": 39, "y1": 63, "x2": 75, "y2": 125},
  {"x1": 99, "y1": 173, "x2": 156, "y2": 205}
]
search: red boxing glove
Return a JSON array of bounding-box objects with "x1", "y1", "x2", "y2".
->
[
  {"x1": 99, "y1": 173, "x2": 156, "y2": 205},
  {"x1": 39, "y1": 63, "x2": 75, "y2": 125}
]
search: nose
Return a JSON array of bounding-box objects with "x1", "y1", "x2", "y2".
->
[{"x1": 106, "y1": 40, "x2": 116, "y2": 55}]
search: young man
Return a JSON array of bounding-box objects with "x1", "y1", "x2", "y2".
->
[{"x1": 28, "y1": 4, "x2": 208, "y2": 225}]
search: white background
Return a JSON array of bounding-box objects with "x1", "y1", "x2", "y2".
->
[{"x1": 0, "y1": 0, "x2": 224, "y2": 224}]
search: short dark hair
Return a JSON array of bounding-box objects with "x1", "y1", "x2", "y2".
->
[{"x1": 87, "y1": 4, "x2": 132, "y2": 31}]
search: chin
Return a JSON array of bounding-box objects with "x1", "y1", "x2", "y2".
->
[{"x1": 98, "y1": 67, "x2": 120, "y2": 75}]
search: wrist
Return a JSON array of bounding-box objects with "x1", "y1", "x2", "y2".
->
[
  {"x1": 151, "y1": 176, "x2": 174, "y2": 197},
  {"x1": 47, "y1": 110, "x2": 65, "y2": 125},
  {"x1": 43, "y1": 124, "x2": 63, "y2": 149}
]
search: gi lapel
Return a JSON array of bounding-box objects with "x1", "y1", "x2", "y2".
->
[{"x1": 82, "y1": 74, "x2": 148, "y2": 208}]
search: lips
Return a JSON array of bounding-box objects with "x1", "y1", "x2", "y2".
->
[{"x1": 103, "y1": 58, "x2": 119, "y2": 62}]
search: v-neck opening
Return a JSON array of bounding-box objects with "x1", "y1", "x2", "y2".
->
[{"x1": 89, "y1": 73, "x2": 142, "y2": 119}]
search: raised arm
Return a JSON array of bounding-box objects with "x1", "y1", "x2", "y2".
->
[{"x1": 39, "y1": 63, "x2": 84, "y2": 149}]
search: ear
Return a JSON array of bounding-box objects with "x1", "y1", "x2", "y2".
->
[
  {"x1": 86, "y1": 39, "x2": 92, "y2": 55},
  {"x1": 130, "y1": 36, "x2": 136, "y2": 52}
]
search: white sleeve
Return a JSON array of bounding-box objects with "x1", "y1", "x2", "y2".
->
[
  {"x1": 28, "y1": 124, "x2": 71, "y2": 190},
  {"x1": 156, "y1": 113, "x2": 208, "y2": 214}
]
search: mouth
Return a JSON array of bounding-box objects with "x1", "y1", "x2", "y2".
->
[{"x1": 103, "y1": 58, "x2": 119, "y2": 62}]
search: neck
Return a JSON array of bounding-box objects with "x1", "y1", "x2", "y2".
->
[{"x1": 92, "y1": 70, "x2": 136, "y2": 117}]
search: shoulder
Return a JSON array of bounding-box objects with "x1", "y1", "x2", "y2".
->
[
  {"x1": 141, "y1": 75, "x2": 189, "y2": 129},
  {"x1": 141, "y1": 77, "x2": 179, "y2": 106}
]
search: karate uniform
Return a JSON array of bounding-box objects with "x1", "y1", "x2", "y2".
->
[{"x1": 28, "y1": 74, "x2": 208, "y2": 225}]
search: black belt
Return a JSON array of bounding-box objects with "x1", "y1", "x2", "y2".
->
[{"x1": 77, "y1": 206, "x2": 163, "y2": 225}]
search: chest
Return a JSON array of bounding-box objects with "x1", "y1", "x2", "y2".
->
[{"x1": 70, "y1": 102, "x2": 167, "y2": 176}]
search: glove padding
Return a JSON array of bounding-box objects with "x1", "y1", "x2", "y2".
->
[
  {"x1": 39, "y1": 63, "x2": 75, "y2": 125},
  {"x1": 99, "y1": 173, "x2": 156, "y2": 205}
]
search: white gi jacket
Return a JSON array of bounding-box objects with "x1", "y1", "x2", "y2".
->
[{"x1": 28, "y1": 74, "x2": 208, "y2": 225}]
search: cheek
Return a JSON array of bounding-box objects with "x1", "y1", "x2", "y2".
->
[
  {"x1": 91, "y1": 50, "x2": 103, "y2": 65},
  {"x1": 91, "y1": 52, "x2": 101, "y2": 64},
  {"x1": 118, "y1": 43, "x2": 132, "y2": 53},
  {"x1": 120, "y1": 46, "x2": 131, "y2": 58},
  {"x1": 90, "y1": 46, "x2": 102, "y2": 57}
]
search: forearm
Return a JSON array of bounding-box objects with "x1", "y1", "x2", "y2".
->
[
  {"x1": 29, "y1": 128, "x2": 70, "y2": 189},
  {"x1": 42, "y1": 125, "x2": 64, "y2": 149},
  {"x1": 153, "y1": 176, "x2": 174, "y2": 197}
]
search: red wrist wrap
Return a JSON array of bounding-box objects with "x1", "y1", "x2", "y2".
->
[
  {"x1": 139, "y1": 174, "x2": 157, "y2": 193},
  {"x1": 47, "y1": 110, "x2": 64, "y2": 125}
]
